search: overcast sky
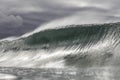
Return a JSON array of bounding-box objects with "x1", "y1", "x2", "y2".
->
[{"x1": 0, "y1": 0, "x2": 120, "y2": 39}]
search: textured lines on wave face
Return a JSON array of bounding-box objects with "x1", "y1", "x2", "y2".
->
[{"x1": 24, "y1": 23, "x2": 119, "y2": 48}]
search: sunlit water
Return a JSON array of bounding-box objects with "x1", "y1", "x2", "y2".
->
[{"x1": 0, "y1": 66, "x2": 119, "y2": 80}]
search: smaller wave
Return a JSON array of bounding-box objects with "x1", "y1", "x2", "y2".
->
[{"x1": 0, "y1": 37, "x2": 18, "y2": 42}]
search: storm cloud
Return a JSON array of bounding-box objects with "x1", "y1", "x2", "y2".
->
[{"x1": 0, "y1": 0, "x2": 120, "y2": 39}]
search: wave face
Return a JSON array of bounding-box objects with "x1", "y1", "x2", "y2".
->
[{"x1": 0, "y1": 23, "x2": 120, "y2": 68}]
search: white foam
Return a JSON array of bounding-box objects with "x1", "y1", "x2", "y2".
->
[
  {"x1": 0, "y1": 36, "x2": 18, "y2": 42},
  {"x1": 0, "y1": 73, "x2": 17, "y2": 80},
  {"x1": 0, "y1": 39, "x2": 113, "y2": 68}
]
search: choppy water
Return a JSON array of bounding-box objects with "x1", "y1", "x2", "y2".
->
[{"x1": 0, "y1": 67, "x2": 119, "y2": 80}]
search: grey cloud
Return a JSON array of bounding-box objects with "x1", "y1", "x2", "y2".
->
[
  {"x1": 0, "y1": 11, "x2": 23, "y2": 28},
  {"x1": 0, "y1": 0, "x2": 120, "y2": 39}
]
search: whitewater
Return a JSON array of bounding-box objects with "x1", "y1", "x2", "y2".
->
[{"x1": 0, "y1": 22, "x2": 119, "y2": 68}]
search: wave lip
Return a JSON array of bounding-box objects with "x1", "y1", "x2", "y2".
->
[{"x1": 25, "y1": 23, "x2": 120, "y2": 48}]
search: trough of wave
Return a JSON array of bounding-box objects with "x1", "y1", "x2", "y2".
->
[{"x1": 0, "y1": 22, "x2": 120, "y2": 68}]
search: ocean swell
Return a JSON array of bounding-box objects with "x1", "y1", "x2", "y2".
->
[{"x1": 0, "y1": 23, "x2": 120, "y2": 68}]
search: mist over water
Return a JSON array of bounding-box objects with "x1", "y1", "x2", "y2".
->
[{"x1": 0, "y1": 22, "x2": 120, "y2": 80}]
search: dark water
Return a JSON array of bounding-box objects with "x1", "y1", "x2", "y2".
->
[{"x1": 0, "y1": 67, "x2": 119, "y2": 80}]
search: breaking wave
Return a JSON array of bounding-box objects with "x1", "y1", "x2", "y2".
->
[{"x1": 0, "y1": 22, "x2": 120, "y2": 68}]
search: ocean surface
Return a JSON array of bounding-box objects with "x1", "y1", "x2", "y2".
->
[
  {"x1": 0, "y1": 22, "x2": 120, "y2": 80},
  {"x1": 0, "y1": 67, "x2": 119, "y2": 80}
]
